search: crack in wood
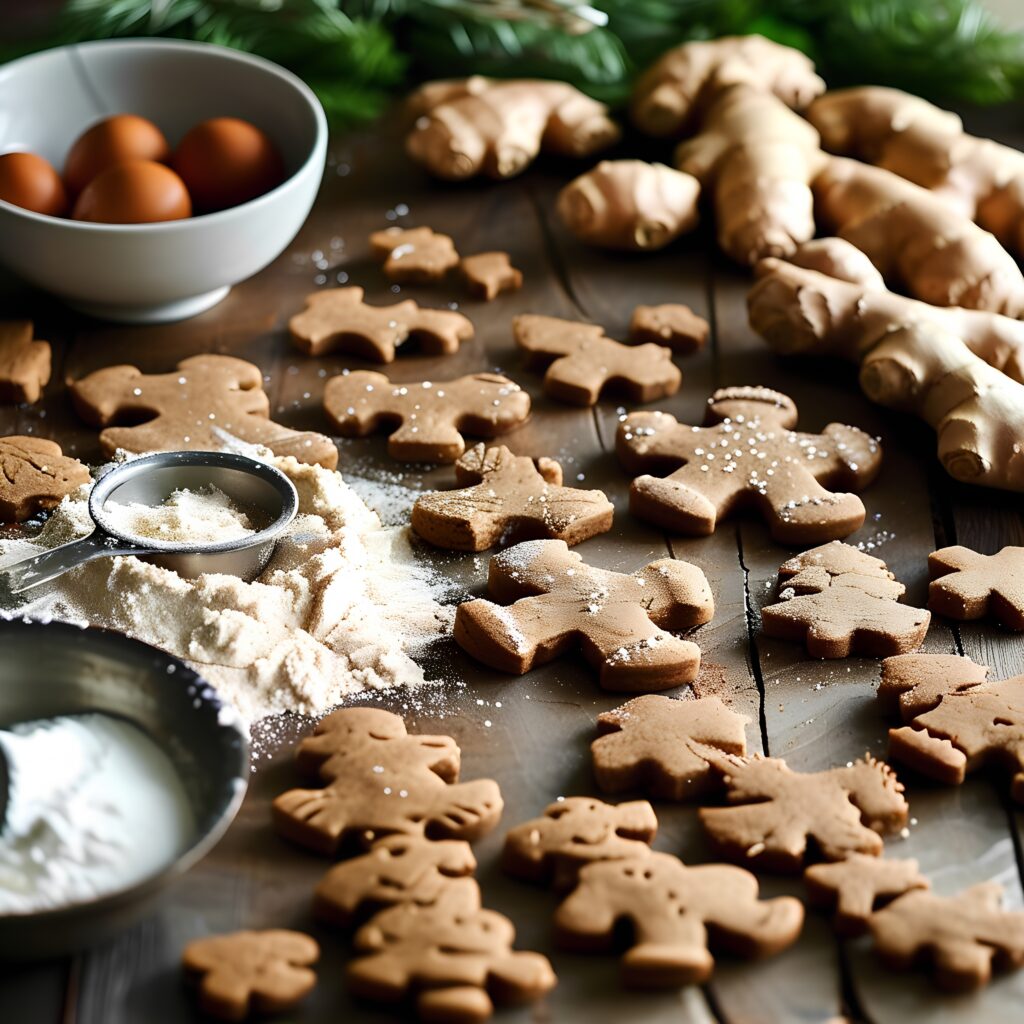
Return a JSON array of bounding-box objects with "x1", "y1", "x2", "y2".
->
[{"x1": 736, "y1": 524, "x2": 771, "y2": 758}]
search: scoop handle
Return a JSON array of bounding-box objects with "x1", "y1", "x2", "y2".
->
[{"x1": 0, "y1": 531, "x2": 146, "y2": 594}]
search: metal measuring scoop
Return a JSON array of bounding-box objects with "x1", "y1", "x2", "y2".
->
[{"x1": 1, "y1": 450, "x2": 298, "y2": 595}]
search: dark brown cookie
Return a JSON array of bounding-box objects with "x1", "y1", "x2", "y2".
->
[
  {"x1": 0, "y1": 320, "x2": 50, "y2": 404},
  {"x1": 0, "y1": 436, "x2": 90, "y2": 522},
  {"x1": 877, "y1": 652, "x2": 990, "y2": 719},
  {"x1": 410, "y1": 443, "x2": 613, "y2": 551},
  {"x1": 629, "y1": 303, "x2": 708, "y2": 353},
  {"x1": 454, "y1": 538, "x2": 714, "y2": 691},
  {"x1": 460, "y1": 252, "x2": 522, "y2": 300},
  {"x1": 928, "y1": 544, "x2": 1024, "y2": 631}
]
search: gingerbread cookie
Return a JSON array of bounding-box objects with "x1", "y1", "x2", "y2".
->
[
  {"x1": 314, "y1": 835, "x2": 476, "y2": 928},
  {"x1": 554, "y1": 851, "x2": 804, "y2": 987},
  {"x1": 629, "y1": 304, "x2": 708, "y2": 353},
  {"x1": 323, "y1": 370, "x2": 530, "y2": 463},
  {"x1": 888, "y1": 672, "x2": 1024, "y2": 802},
  {"x1": 869, "y1": 883, "x2": 1024, "y2": 991},
  {"x1": 273, "y1": 707, "x2": 502, "y2": 856},
  {"x1": 454, "y1": 539, "x2": 714, "y2": 690},
  {"x1": 460, "y1": 252, "x2": 522, "y2": 300},
  {"x1": 347, "y1": 878, "x2": 556, "y2": 1022},
  {"x1": 71, "y1": 354, "x2": 337, "y2": 468},
  {"x1": 288, "y1": 286, "x2": 473, "y2": 361},
  {"x1": 760, "y1": 542, "x2": 930, "y2": 658},
  {"x1": 410, "y1": 443, "x2": 613, "y2": 551},
  {"x1": 502, "y1": 797, "x2": 657, "y2": 889},
  {"x1": 370, "y1": 226, "x2": 460, "y2": 283},
  {"x1": 0, "y1": 320, "x2": 50, "y2": 404},
  {"x1": 592, "y1": 694, "x2": 747, "y2": 800},
  {"x1": 0, "y1": 436, "x2": 90, "y2": 522},
  {"x1": 928, "y1": 545, "x2": 1024, "y2": 631},
  {"x1": 877, "y1": 652, "x2": 990, "y2": 719},
  {"x1": 804, "y1": 854, "x2": 929, "y2": 936},
  {"x1": 182, "y1": 929, "x2": 319, "y2": 1021},
  {"x1": 617, "y1": 387, "x2": 881, "y2": 542},
  {"x1": 699, "y1": 753, "x2": 908, "y2": 872},
  {"x1": 514, "y1": 313, "x2": 681, "y2": 406}
]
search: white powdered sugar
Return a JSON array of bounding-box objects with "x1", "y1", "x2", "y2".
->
[
  {"x1": 0, "y1": 455, "x2": 454, "y2": 726},
  {"x1": 102, "y1": 485, "x2": 255, "y2": 543}
]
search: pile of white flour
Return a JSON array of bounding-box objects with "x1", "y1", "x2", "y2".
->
[{"x1": 0, "y1": 455, "x2": 454, "y2": 725}]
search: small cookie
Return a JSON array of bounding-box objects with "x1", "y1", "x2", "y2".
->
[
  {"x1": 804, "y1": 854, "x2": 929, "y2": 936},
  {"x1": 592, "y1": 694, "x2": 747, "y2": 800},
  {"x1": 410, "y1": 443, "x2": 613, "y2": 551},
  {"x1": 629, "y1": 304, "x2": 708, "y2": 353},
  {"x1": 71, "y1": 354, "x2": 337, "y2": 468},
  {"x1": 454, "y1": 538, "x2": 714, "y2": 691},
  {"x1": 314, "y1": 835, "x2": 476, "y2": 928},
  {"x1": 869, "y1": 883, "x2": 1024, "y2": 991},
  {"x1": 617, "y1": 387, "x2": 881, "y2": 542},
  {"x1": 887, "y1": 673, "x2": 1024, "y2": 802},
  {"x1": 0, "y1": 436, "x2": 90, "y2": 522},
  {"x1": 370, "y1": 226, "x2": 460, "y2": 283},
  {"x1": 877, "y1": 652, "x2": 990, "y2": 719},
  {"x1": 928, "y1": 544, "x2": 1024, "y2": 631},
  {"x1": 502, "y1": 797, "x2": 657, "y2": 889},
  {"x1": 273, "y1": 707, "x2": 502, "y2": 856},
  {"x1": 460, "y1": 252, "x2": 522, "y2": 300},
  {"x1": 0, "y1": 320, "x2": 50, "y2": 404},
  {"x1": 699, "y1": 753, "x2": 908, "y2": 872},
  {"x1": 323, "y1": 370, "x2": 530, "y2": 463},
  {"x1": 760, "y1": 542, "x2": 930, "y2": 659},
  {"x1": 182, "y1": 929, "x2": 319, "y2": 1021},
  {"x1": 347, "y1": 878, "x2": 557, "y2": 1022},
  {"x1": 514, "y1": 313, "x2": 681, "y2": 406},
  {"x1": 554, "y1": 851, "x2": 804, "y2": 987},
  {"x1": 288, "y1": 286, "x2": 473, "y2": 361}
]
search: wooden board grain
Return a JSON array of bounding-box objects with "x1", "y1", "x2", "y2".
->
[{"x1": 0, "y1": 109, "x2": 1022, "y2": 1024}]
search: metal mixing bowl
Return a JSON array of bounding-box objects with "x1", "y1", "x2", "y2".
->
[{"x1": 0, "y1": 620, "x2": 249, "y2": 959}]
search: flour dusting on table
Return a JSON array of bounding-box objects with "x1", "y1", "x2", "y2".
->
[{"x1": 0, "y1": 455, "x2": 454, "y2": 725}]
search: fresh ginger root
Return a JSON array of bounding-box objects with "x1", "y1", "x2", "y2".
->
[
  {"x1": 747, "y1": 238, "x2": 1024, "y2": 490},
  {"x1": 405, "y1": 76, "x2": 620, "y2": 181},
  {"x1": 808, "y1": 87, "x2": 1024, "y2": 256},
  {"x1": 814, "y1": 156, "x2": 1024, "y2": 317},
  {"x1": 674, "y1": 83, "x2": 825, "y2": 264},
  {"x1": 631, "y1": 34, "x2": 824, "y2": 137},
  {"x1": 556, "y1": 160, "x2": 700, "y2": 251}
]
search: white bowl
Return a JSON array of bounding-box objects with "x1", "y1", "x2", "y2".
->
[{"x1": 0, "y1": 39, "x2": 327, "y2": 323}]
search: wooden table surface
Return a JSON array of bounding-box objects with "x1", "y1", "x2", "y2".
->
[{"x1": 1, "y1": 109, "x2": 1023, "y2": 1024}]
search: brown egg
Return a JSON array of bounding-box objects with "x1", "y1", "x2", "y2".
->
[
  {"x1": 173, "y1": 117, "x2": 285, "y2": 212},
  {"x1": 72, "y1": 160, "x2": 192, "y2": 224},
  {"x1": 0, "y1": 151, "x2": 68, "y2": 216},
  {"x1": 64, "y1": 114, "x2": 171, "y2": 195}
]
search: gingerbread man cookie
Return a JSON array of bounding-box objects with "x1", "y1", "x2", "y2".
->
[
  {"x1": 0, "y1": 320, "x2": 50, "y2": 404},
  {"x1": 314, "y1": 835, "x2": 476, "y2": 928},
  {"x1": 699, "y1": 753, "x2": 909, "y2": 872},
  {"x1": 71, "y1": 354, "x2": 337, "y2": 468},
  {"x1": 592, "y1": 694, "x2": 748, "y2": 800},
  {"x1": 877, "y1": 653, "x2": 990, "y2": 719},
  {"x1": 370, "y1": 226, "x2": 460, "y2": 283},
  {"x1": 460, "y1": 252, "x2": 522, "y2": 300},
  {"x1": 928, "y1": 545, "x2": 1024, "y2": 631},
  {"x1": 617, "y1": 387, "x2": 881, "y2": 542},
  {"x1": 502, "y1": 797, "x2": 657, "y2": 888},
  {"x1": 629, "y1": 304, "x2": 708, "y2": 353},
  {"x1": 182, "y1": 929, "x2": 319, "y2": 1021},
  {"x1": 323, "y1": 371, "x2": 530, "y2": 463},
  {"x1": 0, "y1": 436, "x2": 90, "y2": 522},
  {"x1": 761, "y1": 542, "x2": 930, "y2": 658},
  {"x1": 273, "y1": 707, "x2": 503, "y2": 856},
  {"x1": 514, "y1": 313, "x2": 681, "y2": 406},
  {"x1": 804, "y1": 854, "x2": 929, "y2": 935},
  {"x1": 869, "y1": 883, "x2": 1024, "y2": 991},
  {"x1": 554, "y1": 851, "x2": 804, "y2": 987},
  {"x1": 347, "y1": 878, "x2": 556, "y2": 1022},
  {"x1": 887, "y1": 672, "x2": 1024, "y2": 802},
  {"x1": 288, "y1": 286, "x2": 473, "y2": 361},
  {"x1": 410, "y1": 443, "x2": 613, "y2": 551},
  {"x1": 454, "y1": 539, "x2": 714, "y2": 690}
]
